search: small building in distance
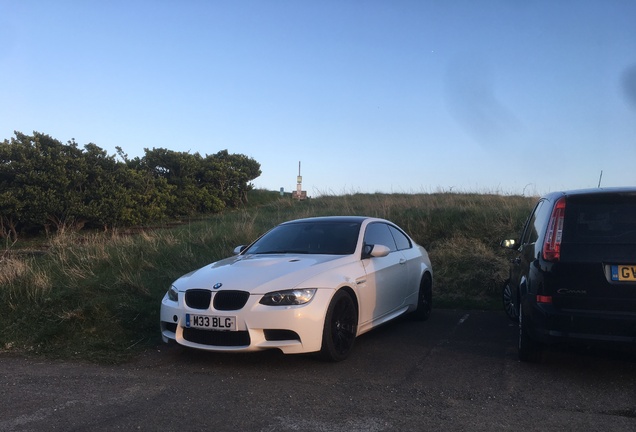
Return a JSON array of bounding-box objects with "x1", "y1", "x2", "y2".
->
[{"x1": 291, "y1": 161, "x2": 307, "y2": 200}]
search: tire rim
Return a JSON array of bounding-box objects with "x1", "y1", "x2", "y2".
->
[{"x1": 503, "y1": 283, "x2": 517, "y2": 319}]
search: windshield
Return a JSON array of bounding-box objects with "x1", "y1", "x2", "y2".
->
[{"x1": 245, "y1": 221, "x2": 361, "y2": 255}]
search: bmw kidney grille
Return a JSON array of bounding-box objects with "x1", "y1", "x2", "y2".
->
[{"x1": 185, "y1": 289, "x2": 249, "y2": 311}]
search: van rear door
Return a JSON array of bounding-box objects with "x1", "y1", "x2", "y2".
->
[{"x1": 555, "y1": 192, "x2": 636, "y2": 312}]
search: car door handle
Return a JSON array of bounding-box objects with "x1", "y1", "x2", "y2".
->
[{"x1": 399, "y1": 258, "x2": 407, "y2": 265}]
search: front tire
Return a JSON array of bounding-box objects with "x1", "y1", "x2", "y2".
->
[{"x1": 319, "y1": 290, "x2": 358, "y2": 362}]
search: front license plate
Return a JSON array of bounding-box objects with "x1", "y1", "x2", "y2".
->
[
  {"x1": 185, "y1": 314, "x2": 236, "y2": 331},
  {"x1": 611, "y1": 265, "x2": 636, "y2": 281}
]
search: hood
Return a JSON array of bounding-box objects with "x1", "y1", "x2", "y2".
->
[{"x1": 172, "y1": 253, "x2": 352, "y2": 294}]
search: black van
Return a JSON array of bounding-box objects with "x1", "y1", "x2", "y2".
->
[{"x1": 501, "y1": 187, "x2": 636, "y2": 362}]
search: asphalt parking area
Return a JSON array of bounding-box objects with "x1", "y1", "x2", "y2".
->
[{"x1": 1, "y1": 309, "x2": 635, "y2": 431}]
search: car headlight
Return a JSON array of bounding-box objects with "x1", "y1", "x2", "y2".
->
[
  {"x1": 259, "y1": 289, "x2": 317, "y2": 306},
  {"x1": 167, "y1": 286, "x2": 178, "y2": 302}
]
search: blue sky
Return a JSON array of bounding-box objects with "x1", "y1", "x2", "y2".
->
[{"x1": 1, "y1": 0, "x2": 635, "y2": 196}]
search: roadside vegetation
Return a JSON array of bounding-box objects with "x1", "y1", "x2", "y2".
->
[
  {"x1": 0, "y1": 190, "x2": 535, "y2": 363},
  {"x1": 0, "y1": 132, "x2": 261, "y2": 241}
]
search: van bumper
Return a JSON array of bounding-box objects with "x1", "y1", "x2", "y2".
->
[{"x1": 524, "y1": 297, "x2": 636, "y2": 347}]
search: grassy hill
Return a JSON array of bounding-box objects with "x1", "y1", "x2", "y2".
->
[{"x1": 0, "y1": 190, "x2": 535, "y2": 363}]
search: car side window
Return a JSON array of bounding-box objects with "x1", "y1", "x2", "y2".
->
[
  {"x1": 389, "y1": 225, "x2": 412, "y2": 250},
  {"x1": 364, "y1": 223, "x2": 398, "y2": 252},
  {"x1": 520, "y1": 200, "x2": 545, "y2": 246}
]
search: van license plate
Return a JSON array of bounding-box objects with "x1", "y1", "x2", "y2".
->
[
  {"x1": 611, "y1": 265, "x2": 636, "y2": 281},
  {"x1": 186, "y1": 314, "x2": 236, "y2": 331}
]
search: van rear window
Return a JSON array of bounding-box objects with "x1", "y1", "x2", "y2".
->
[{"x1": 566, "y1": 202, "x2": 636, "y2": 243}]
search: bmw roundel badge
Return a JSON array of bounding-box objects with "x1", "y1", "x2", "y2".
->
[{"x1": 213, "y1": 283, "x2": 223, "y2": 290}]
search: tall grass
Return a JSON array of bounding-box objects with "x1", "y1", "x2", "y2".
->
[{"x1": 0, "y1": 191, "x2": 535, "y2": 362}]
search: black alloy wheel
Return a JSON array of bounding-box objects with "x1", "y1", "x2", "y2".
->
[
  {"x1": 413, "y1": 274, "x2": 433, "y2": 321},
  {"x1": 320, "y1": 290, "x2": 358, "y2": 362}
]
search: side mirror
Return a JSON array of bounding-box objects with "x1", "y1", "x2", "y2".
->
[
  {"x1": 363, "y1": 244, "x2": 391, "y2": 258},
  {"x1": 500, "y1": 239, "x2": 516, "y2": 249},
  {"x1": 233, "y1": 245, "x2": 247, "y2": 255}
]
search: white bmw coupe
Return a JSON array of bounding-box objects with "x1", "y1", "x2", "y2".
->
[{"x1": 160, "y1": 216, "x2": 433, "y2": 361}]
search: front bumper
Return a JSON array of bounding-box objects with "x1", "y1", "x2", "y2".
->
[{"x1": 160, "y1": 289, "x2": 335, "y2": 354}]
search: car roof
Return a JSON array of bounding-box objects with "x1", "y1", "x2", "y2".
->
[
  {"x1": 542, "y1": 187, "x2": 636, "y2": 201},
  {"x1": 280, "y1": 216, "x2": 381, "y2": 225}
]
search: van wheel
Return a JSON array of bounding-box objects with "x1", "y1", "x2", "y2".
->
[
  {"x1": 518, "y1": 304, "x2": 542, "y2": 363},
  {"x1": 502, "y1": 280, "x2": 519, "y2": 321}
]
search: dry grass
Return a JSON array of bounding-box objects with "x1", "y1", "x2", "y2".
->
[{"x1": 0, "y1": 191, "x2": 535, "y2": 361}]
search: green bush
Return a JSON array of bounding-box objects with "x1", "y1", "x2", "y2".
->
[{"x1": 0, "y1": 132, "x2": 261, "y2": 239}]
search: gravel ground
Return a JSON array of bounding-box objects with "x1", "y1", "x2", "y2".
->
[{"x1": 1, "y1": 309, "x2": 635, "y2": 432}]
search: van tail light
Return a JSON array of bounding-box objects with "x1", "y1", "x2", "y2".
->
[
  {"x1": 543, "y1": 197, "x2": 566, "y2": 262},
  {"x1": 536, "y1": 295, "x2": 553, "y2": 304}
]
